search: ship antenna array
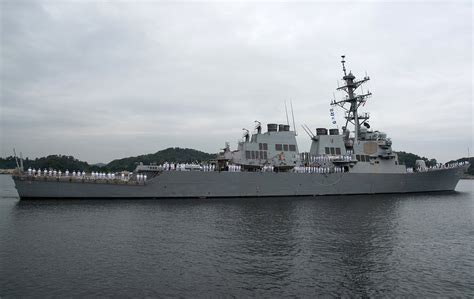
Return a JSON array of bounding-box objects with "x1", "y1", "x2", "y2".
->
[
  {"x1": 290, "y1": 100, "x2": 297, "y2": 136},
  {"x1": 20, "y1": 152, "x2": 24, "y2": 172},
  {"x1": 284, "y1": 100, "x2": 297, "y2": 136},
  {"x1": 254, "y1": 120, "x2": 261, "y2": 134},
  {"x1": 13, "y1": 148, "x2": 20, "y2": 170},
  {"x1": 301, "y1": 124, "x2": 315, "y2": 139},
  {"x1": 330, "y1": 55, "x2": 372, "y2": 141},
  {"x1": 12, "y1": 149, "x2": 24, "y2": 172},
  {"x1": 341, "y1": 55, "x2": 347, "y2": 76}
]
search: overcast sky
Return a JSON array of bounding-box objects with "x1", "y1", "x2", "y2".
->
[{"x1": 1, "y1": 0, "x2": 472, "y2": 163}]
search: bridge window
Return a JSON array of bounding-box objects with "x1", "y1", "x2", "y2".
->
[
  {"x1": 251, "y1": 151, "x2": 256, "y2": 159},
  {"x1": 263, "y1": 143, "x2": 268, "y2": 150},
  {"x1": 259, "y1": 143, "x2": 263, "y2": 150},
  {"x1": 283, "y1": 144, "x2": 289, "y2": 151},
  {"x1": 263, "y1": 151, "x2": 267, "y2": 159},
  {"x1": 330, "y1": 147, "x2": 335, "y2": 155},
  {"x1": 335, "y1": 148, "x2": 341, "y2": 155},
  {"x1": 246, "y1": 151, "x2": 251, "y2": 159},
  {"x1": 325, "y1": 147, "x2": 330, "y2": 154},
  {"x1": 289, "y1": 144, "x2": 296, "y2": 151},
  {"x1": 356, "y1": 154, "x2": 361, "y2": 161},
  {"x1": 275, "y1": 144, "x2": 283, "y2": 151}
]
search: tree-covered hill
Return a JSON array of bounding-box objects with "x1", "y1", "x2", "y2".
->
[
  {"x1": 0, "y1": 147, "x2": 216, "y2": 172},
  {"x1": 1, "y1": 148, "x2": 469, "y2": 174},
  {"x1": 0, "y1": 155, "x2": 98, "y2": 172},
  {"x1": 106, "y1": 147, "x2": 216, "y2": 171},
  {"x1": 395, "y1": 151, "x2": 437, "y2": 168}
]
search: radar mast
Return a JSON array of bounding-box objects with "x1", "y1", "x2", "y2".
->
[{"x1": 331, "y1": 55, "x2": 372, "y2": 141}]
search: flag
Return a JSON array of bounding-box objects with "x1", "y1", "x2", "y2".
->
[{"x1": 330, "y1": 108, "x2": 337, "y2": 125}]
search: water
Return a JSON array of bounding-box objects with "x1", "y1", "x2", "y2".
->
[{"x1": 1, "y1": 175, "x2": 473, "y2": 297}]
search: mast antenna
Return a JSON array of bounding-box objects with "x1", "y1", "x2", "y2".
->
[
  {"x1": 254, "y1": 120, "x2": 261, "y2": 134},
  {"x1": 13, "y1": 148, "x2": 20, "y2": 171},
  {"x1": 331, "y1": 55, "x2": 372, "y2": 141},
  {"x1": 341, "y1": 55, "x2": 347, "y2": 76},
  {"x1": 301, "y1": 124, "x2": 315, "y2": 139},
  {"x1": 20, "y1": 152, "x2": 24, "y2": 172},
  {"x1": 284, "y1": 101, "x2": 290, "y2": 126},
  {"x1": 290, "y1": 100, "x2": 297, "y2": 136}
]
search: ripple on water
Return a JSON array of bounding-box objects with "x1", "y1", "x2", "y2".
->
[{"x1": 0, "y1": 176, "x2": 473, "y2": 297}]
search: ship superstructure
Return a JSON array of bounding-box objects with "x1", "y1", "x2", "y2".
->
[
  {"x1": 306, "y1": 56, "x2": 404, "y2": 174},
  {"x1": 218, "y1": 55, "x2": 404, "y2": 175},
  {"x1": 217, "y1": 122, "x2": 300, "y2": 171}
]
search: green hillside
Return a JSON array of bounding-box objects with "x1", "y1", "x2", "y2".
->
[
  {"x1": 106, "y1": 147, "x2": 216, "y2": 171},
  {"x1": 0, "y1": 155, "x2": 99, "y2": 172},
  {"x1": 1, "y1": 148, "x2": 469, "y2": 174},
  {"x1": 0, "y1": 147, "x2": 216, "y2": 172},
  {"x1": 395, "y1": 151, "x2": 437, "y2": 168}
]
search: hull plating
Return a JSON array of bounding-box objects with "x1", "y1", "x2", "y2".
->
[{"x1": 13, "y1": 166, "x2": 466, "y2": 199}]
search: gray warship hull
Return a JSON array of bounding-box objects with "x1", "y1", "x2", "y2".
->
[
  {"x1": 13, "y1": 165, "x2": 467, "y2": 199},
  {"x1": 12, "y1": 57, "x2": 469, "y2": 200}
]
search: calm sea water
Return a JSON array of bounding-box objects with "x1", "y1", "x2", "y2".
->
[{"x1": 0, "y1": 175, "x2": 473, "y2": 297}]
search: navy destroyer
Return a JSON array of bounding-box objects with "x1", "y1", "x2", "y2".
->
[{"x1": 12, "y1": 57, "x2": 469, "y2": 199}]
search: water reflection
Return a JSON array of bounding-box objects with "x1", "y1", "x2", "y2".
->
[
  {"x1": 2, "y1": 178, "x2": 472, "y2": 297},
  {"x1": 211, "y1": 198, "x2": 300, "y2": 294}
]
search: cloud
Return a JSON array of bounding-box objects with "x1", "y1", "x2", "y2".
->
[{"x1": 1, "y1": 1, "x2": 472, "y2": 163}]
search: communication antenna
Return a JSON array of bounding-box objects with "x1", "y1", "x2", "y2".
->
[
  {"x1": 242, "y1": 128, "x2": 250, "y2": 142},
  {"x1": 20, "y1": 152, "x2": 24, "y2": 172},
  {"x1": 254, "y1": 120, "x2": 261, "y2": 134},
  {"x1": 222, "y1": 142, "x2": 230, "y2": 151},
  {"x1": 302, "y1": 123, "x2": 315, "y2": 138},
  {"x1": 13, "y1": 148, "x2": 20, "y2": 170},
  {"x1": 284, "y1": 101, "x2": 290, "y2": 126},
  {"x1": 301, "y1": 125, "x2": 314, "y2": 139},
  {"x1": 290, "y1": 100, "x2": 297, "y2": 136},
  {"x1": 341, "y1": 55, "x2": 347, "y2": 76},
  {"x1": 332, "y1": 55, "x2": 371, "y2": 141}
]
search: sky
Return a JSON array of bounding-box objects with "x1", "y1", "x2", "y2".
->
[{"x1": 1, "y1": 0, "x2": 472, "y2": 164}]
